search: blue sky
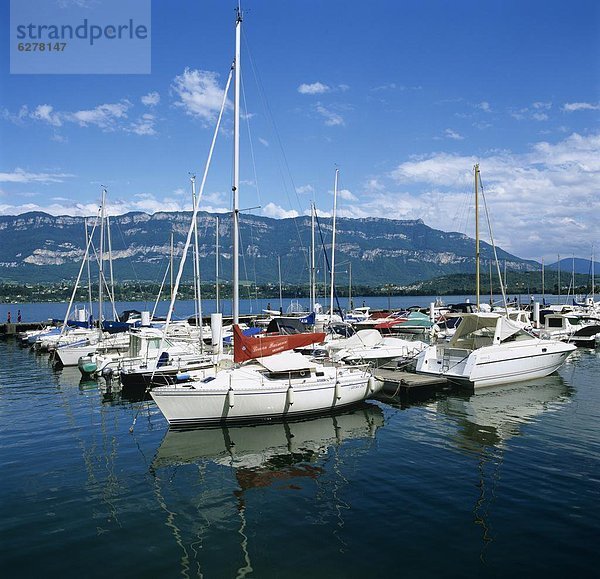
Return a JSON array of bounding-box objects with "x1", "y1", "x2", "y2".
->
[{"x1": 1, "y1": 0, "x2": 598, "y2": 263}]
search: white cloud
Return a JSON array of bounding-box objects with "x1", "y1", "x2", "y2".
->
[
  {"x1": 262, "y1": 202, "x2": 299, "y2": 219},
  {"x1": 171, "y1": 68, "x2": 230, "y2": 123},
  {"x1": 0, "y1": 168, "x2": 73, "y2": 183},
  {"x1": 337, "y1": 188, "x2": 357, "y2": 201},
  {"x1": 385, "y1": 132, "x2": 600, "y2": 260},
  {"x1": 298, "y1": 82, "x2": 330, "y2": 95},
  {"x1": 141, "y1": 92, "x2": 160, "y2": 106},
  {"x1": 531, "y1": 112, "x2": 548, "y2": 121},
  {"x1": 444, "y1": 128, "x2": 464, "y2": 140},
  {"x1": 372, "y1": 83, "x2": 397, "y2": 92},
  {"x1": 477, "y1": 101, "x2": 491, "y2": 112},
  {"x1": 5, "y1": 98, "x2": 158, "y2": 135},
  {"x1": 258, "y1": 137, "x2": 269, "y2": 147},
  {"x1": 129, "y1": 113, "x2": 156, "y2": 136},
  {"x1": 562, "y1": 101, "x2": 600, "y2": 112},
  {"x1": 295, "y1": 184, "x2": 314, "y2": 195},
  {"x1": 315, "y1": 103, "x2": 344, "y2": 126},
  {"x1": 1, "y1": 105, "x2": 29, "y2": 124},
  {"x1": 31, "y1": 104, "x2": 62, "y2": 127},
  {"x1": 66, "y1": 101, "x2": 131, "y2": 130}
]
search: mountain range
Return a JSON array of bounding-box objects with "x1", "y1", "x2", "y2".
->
[{"x1": 0, "y1": 210, "x2": 545, "y2": 286}]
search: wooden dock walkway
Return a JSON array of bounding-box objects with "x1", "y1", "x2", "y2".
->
[{"x1": 373, "y1": 368, "x2": 449, "y2": 401}]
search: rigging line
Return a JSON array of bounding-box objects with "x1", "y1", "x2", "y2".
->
[
  {"x1": 242, "y1": 30, "x2": 310, "y2": 272},
  {"x1": 151, "y1": 260, "x2": 170, "y2": 320},
  {"x1": 54, "y1": 209, "x2": 101, "y2": 352},
  {"x1": 479, "y1": 178, "x2": 508, "y2": 310},
  {"x1": 240, "y1": 70, "x2": 262, "y2": 209},
  {"x1": 111, "y1": 215, "x2": 152, "y2": 309},
  {"x1": 130, "y1": 67, "x2": 233, "y2": 434},
  {"x1": 237, "y1": 225, "x2": 256, "y2": 311},
  {"x1": 314, "y1": 212, "x2": 344, "y2": 318}
]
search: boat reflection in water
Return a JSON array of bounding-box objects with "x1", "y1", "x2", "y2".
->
[
  {"x1": 435, "y1": 373, "x2": 572, "y2": 451},
  {"x1": 432, "y1": 373, "x2": 572, "y2": 559},
  {"x1": 151, "y1": 403, "x2": 385, "y2": 578},
  {"x1": 153, "y1": 401, "x2": 384, "y2": 470}
]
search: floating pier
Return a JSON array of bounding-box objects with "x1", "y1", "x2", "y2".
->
[
  {"x1": 373, "y1": 368, "x2": 449, "y2": 401},
  {"x1": 0, "y1": 322, "x2": 50, "y2": 336}
]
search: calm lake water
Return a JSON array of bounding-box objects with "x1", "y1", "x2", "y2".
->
[{"x1": 1, "y1": 302, "x2": 598, "y2": 577}]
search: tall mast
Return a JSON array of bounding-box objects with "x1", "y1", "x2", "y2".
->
[
  {"x1": 232, "y1": 7, "x2": 242, "y2": 325},
  {"x1": 84, "y1": 218, "x2": 93, "y2": 321},
  {"x1": 474, "y1": 164, "x2": 480, "y2": 309},
  {"x1": 191, "y1": 175, "x2": 203, "y2": 351},
  {"x1": 215, "y1": 216, "x2": 220, "y2": 313},
  {"x1": 106, "y1": 214, "x2": 117, "y2": 320},
  {"x1": 170, "y1": 231, "x2": 174, "y2": 302},
  {"x1": 557, "y1": 253, "x2": 561, "y2": 303},
  {"x1": 98, "y1": 187, "x2": 106, "y2": 331},
  {"x1": 542, "y1": 258, "x2": 545, "y2": 304},
  {"x1": 278, "y1": 255, "x2": 283, "y2": 311},
  {"x1": 329, "y1": 169, "x2": 339, "y2": 321},
  {"x1": 348, "y1": 261, "x2": 352, "y2": 310},
  {"x1": 310, "y1": 203, "x2": 316, "y2": 311},
  {"x1": 592, "y1": 244, "x2": 595, "y2": 301}
]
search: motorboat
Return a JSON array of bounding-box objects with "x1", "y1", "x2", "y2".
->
[
  {"x1": 415, "y1": 312, "x2": 576, "y2": 388},
  {"x1": 538, "y1": 313, "x2": 600, "y2": 347}
]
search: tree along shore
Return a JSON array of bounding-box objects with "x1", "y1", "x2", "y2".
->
[{"x1": 0, "y1": 270, "x2": 594, "y2": 304}]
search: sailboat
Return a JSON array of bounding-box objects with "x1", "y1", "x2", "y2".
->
[
  {"x1": 150, "y1": 10, "x2": 382, "y2": 426},
  {"x1": 415, "y1": 164, "x2": 576, "y2": 388}
]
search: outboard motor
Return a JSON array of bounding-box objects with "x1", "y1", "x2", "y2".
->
[{"x1": 101, "y1": 367, "x2": 114, "y2": 393}]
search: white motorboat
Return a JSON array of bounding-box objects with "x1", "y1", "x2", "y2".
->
[
  {"x1": 55, "y1": 331, "x2": 130, "y2": 367},
  {"x1": 538, "y1": 313, "x2": 600, "y2": 347},
  {"x1": 415, "y1": 312, "x2": 576, "y2": 388}
]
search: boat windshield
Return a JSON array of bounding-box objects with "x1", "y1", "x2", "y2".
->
[{"x1": 449, "y1": 314, "x2": 530, "y2": 349}]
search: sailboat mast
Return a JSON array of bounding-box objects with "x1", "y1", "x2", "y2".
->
[
  {"x1": 558, "y1": 253, "x2": 561, "y2": 303},
  {"x1": 329, "y1": 169, "x2": 339, "y2": 321},
  {"x1": 310, "y1": 202, "x2": 316, "y2": 312},
  {"x1": 215, "y1": 216, "x2": 220, "y2": 313},
  {"x1": 542, "y1": 258, "x2": 545, "y2": 304},
  {"x1": 232, "y1": 7, "x2": 242, "y2": 325},
  {"x1": 84, "y1": 218, "x2": 93, "y2": 322},
  {"x1": 592, "y1": 244, "x2": 595, "y2": 301},
  {"x1": 98, "y1": 187, "x2": 106, "y2": 330},
  {"x1": 348, "y1": 262, "x2": 352, "y2": 310},
  {"x1": 474, "y1": 164, "x2": 480, "y2": 309},
  {"x1": 191, "y1": 175, "x2": 203, "y2": 350},
  {"x1": 170, "y1": 231, "x2": 174, "y2": 302}
]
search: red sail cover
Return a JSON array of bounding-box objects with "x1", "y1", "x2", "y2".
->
[{"x1": 233, "y1": 325, "x2": 326, "y2": 363}]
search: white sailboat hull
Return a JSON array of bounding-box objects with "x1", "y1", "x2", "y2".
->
[
  {"x1": 151, "y1": 366, "x2": 381, "y2": 427},
  {"x1": 416, "y1": 340, "x2": 575, "y2": 388}
]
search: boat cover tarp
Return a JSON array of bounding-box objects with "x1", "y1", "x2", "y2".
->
[
  {"x1": 265, "y1": 317, "x2": 310, "y2": 334},
  {"x1": 326, "y1": 329, "x2": 383, "y2": 352},
  {"x1": 234, "y1": 324, "x2": 325, "y2": 363}
]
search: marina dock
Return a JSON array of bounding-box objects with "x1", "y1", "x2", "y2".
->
[
  {"x1": 0, "y1": 322, "x2": 51, "y2": 336},
  {"x1": 374, "y1": 368, "x2": 449, "y2": 401}
]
